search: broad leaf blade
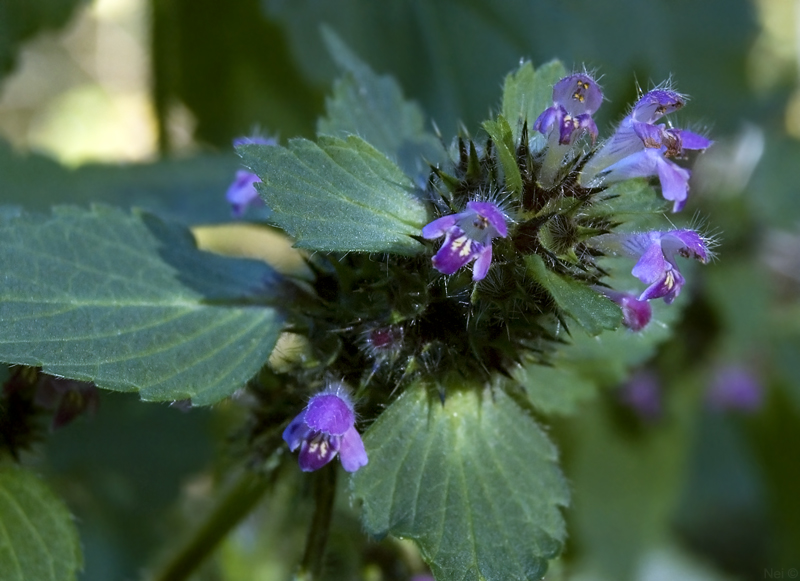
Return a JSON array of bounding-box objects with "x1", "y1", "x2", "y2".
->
[
  {"x1": 319, "y1": 28, "x2": 448, "y2": 180},
  {"x1": 352, "y1": 386, "x2": 568, "y2": 581},
  {"x1": 526, "y1": 255, "x2": 621, "y2": 335},
  {"x1": 0, "y1": 465, "x2": 82, "y2": 581},
  {"x1": 502, "y1": 60, "x2": 567, "y2": 144},
  {"x1": 239, "y1": 135, "x2": 429, "y2": 254},
  {"x1": 0, "y1": 206, "x2": 284, "y2": 405}
]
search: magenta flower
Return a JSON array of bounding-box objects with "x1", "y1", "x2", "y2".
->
[
  {"x1": 598, "y1": 288, "x2": 653, "y2": 331},
  {"x1": 534, "y1": 73, "x2": 603, "y2": 145},
  {"x1": 619, "y1": 370, "x2": 662, "y2": 421},
  {"x1": 227, "y1": 135, "x2": 276, "y2": 217},
  {"x1": 581, "y1": 89, "x2": 711, "y2": 212},
  {"x1": 422, "y1": 201, "x2": 508, "y2": 281},
  {"x1": 282, "y1": 384, "x2": 368, "y2": 473},
  {"x1": 707, "y1": 365, "x2": 763, "y2": 413}
]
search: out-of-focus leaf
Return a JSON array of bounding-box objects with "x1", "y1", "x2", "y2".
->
[
  {"x1": 0, "y1": 464, "x2": 82, "y2": 581},
  {"x1": 264, "y1": 0, "x2": 754, "y2": 136},
  {"x1": 0, "y1": 0, "x2": 86, "y2": 82},
  {"x1": 318, "y1": 28, "x2": 447, "y2": 181},
  {"x1": 352, "y1": 385, "x2": 568, "y2": 581},
  {"x1": 0, "y1": 206, "x2": 284, "y2": 405},
  {"x1": 566, "y1": 374, "x2": 698, "y2": 580},
  {"x1": 501, "y1": 60, "x2": 566, "y2": 144},
  {"x1": 526, "y1": 254, "x2": 621, "y2": 336},
  {"x1": 514, "y1": 363, "x2": 596, "y2": 415},
  {"x1": 239, "y1": 135, "x2": 428, "y2": 254},
  {"x1": 0, "y1": 141, "x2": 248, "y2": 225},
  {"x1": 152, "y1": 0, "x2": 322, "y2": 146}
]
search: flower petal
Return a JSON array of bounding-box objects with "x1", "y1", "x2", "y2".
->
[
  {"x1": 298, "y1": 433, "x2": 341, "y2": 472},
  {"x1": 226, "y1": 170, "x2": 262, "y2": 217},
  {"x1": 283, "y1": 410, "x2": 311, "y2": 451},
  {"x1": 305, "y1": 393, "x2": 355, "y2": 436},
  {"x1": 431, "y1": 233, "x2": 481, "y2": 275},
  {"x1": 339, "y1": 426, "x2": 369, "y2": 472},
  {"x1": 472, "y1": 244, "x2": 493, "y2": 281},
  {"x1": 655, "y1": 157, "x2": 691, "y2": 212},
  {"x1": 421, "y1": 215, "x2": 458, "y2": 239},
  {"x1": 466, "y1": 201, "x2": 508, "y2": 237}
]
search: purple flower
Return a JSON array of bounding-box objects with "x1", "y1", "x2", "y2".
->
[
  {"x1": 282, "y1": 384, "x2": 368, "y2": 473},
  {"x1": 619, "y1": 370, "x2": 662, "y2": 421},
  {"x1": 707, "y1": 365, "x2": 763, "y2": 413},
  {"x1": 534, "y1": 73, "x2": 603, "y2": 145},
  {"x1": 581, "y1": 89, "x2": 711, "y2": 212},
  {"x1": 624, "y1": 229, "x2": 710, "y2": 303},
  {"x1": 597, "y1": 288, "x2": 652, "y2": 331},
  {"x1": 227, "y1": 135, "x2": 277, "y2": 217},
  {"x1": 422, "y1": 201, "x2": 508, "y2": 281}
]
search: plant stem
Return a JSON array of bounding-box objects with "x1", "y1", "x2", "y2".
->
[
  {"x1": 294, "y1": 464, "x2": 338, "y2": 581},
  {"x1": 149, "y1": 466, "x2": 275, "y2": 581}
]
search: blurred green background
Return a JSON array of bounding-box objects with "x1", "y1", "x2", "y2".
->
[{"x1": 2, "y1": 0, "x2": 800, "y2": 579}]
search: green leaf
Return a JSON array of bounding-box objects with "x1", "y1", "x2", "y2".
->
[
  {"x1": 584, "y1": 178, "x2": 668, "y2": 232},
  {"x1": 318, "y1": 28, "x2": 448, "y2": 180},
  {"x1": 482, "y1": 116, "x2": 523, "y2": 195},
  {"x1": 514, "y1": 363, "x2": 596, "y2": 416},
  {"x1": 0, "y1": 464, "x2": 82, "y2": 581},
  {"x1": 526, "y1": 254, "x2": 621, "y2": 335},
  {"x1": 501, "y1": 60, "x2": 567, "y2": 144},
  {"x1": 556, "y1": 256, "x2": 684, "y2": 388},
  {"x1": 0, "y1": 206, "x2": 284, "y2": 405},
  {"x1": 352, "y1": 385, "x2": 568, "y2": 581},
  {"x1": 0, "y1": 140, "x2": 249, "y2": 225},
  {"x1": 239, "y1": 135, "x2": 429, "y2": 254}
]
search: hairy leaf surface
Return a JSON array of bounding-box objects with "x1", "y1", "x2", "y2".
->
[
  {"x1": 239, "y1": 135, "x2": 428, "y2": 254},
  {"x1": 0, "y1": 206, "x2": 284, "y2": 404},
  {"x1": 352, "y1": 386, "x2": 568, "y2": 581},
  {"x1": 0, "y1": 465, "x2": 82, "y2": 581},
  {"x1": 319, "y1": 29, "x2": 448, "y2": 180}
]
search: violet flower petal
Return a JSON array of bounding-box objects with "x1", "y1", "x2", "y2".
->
[
  {"x1": 339, "y1": 426, "x2": 369, "y2": 472},
  {"x1": 298, "y1": 433, "x2": 341, "y2": 472},
  {"x1": 304, "y1": 393, "x2": 355, "y2": 436}
]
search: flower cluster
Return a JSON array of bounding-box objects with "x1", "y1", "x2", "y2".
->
[
  {"x1": 422, "y1": 74, "x2": 712, "y2": 332},
  {"x1": 580, "y1": 88, "x2": 712, "y2": 212}
]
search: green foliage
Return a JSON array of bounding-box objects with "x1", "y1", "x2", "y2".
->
[
  {"x1": 152, "y1": 0, "x2": 322, "y2": 146},
  {"x1": 0, "y1": 464, "x2": 82, "y2": 581},
  {"x1": 526, "y1": 254, "x2": 621, "y2": 336},
  {"x1": 0, "y1": 0, "x2": 86, "y2": 81},
  {"x1": 514, "y1": 364, "x2": 596, "y2": 416},
  {"x1": 0, "y1": 206, "x2": 284, "y2": 404},
  {"x1": 0, "y1": 140, "x2": 245, "y2": 225},
  {"x1": 318, "y1": 28, "x2": 448, "y2": 180},
  {"x1": 238, "y1": 135, "x2": 428, "y2": 254},
  {"x1": 501, "y1": 60, "x2": 567, "y2": 144},
  {"x1": 352, "y1": 385, "x2": 568, "y2": 581},
  {"x1": 482, "y1": 116, "x2": 523, "y2": 195}
]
